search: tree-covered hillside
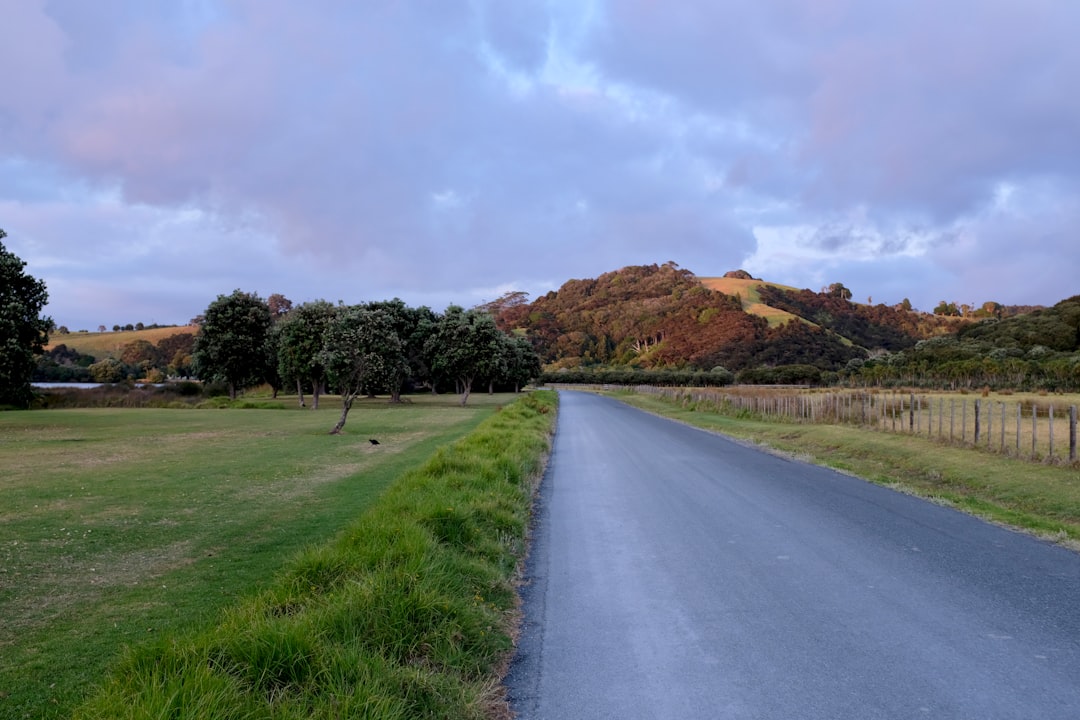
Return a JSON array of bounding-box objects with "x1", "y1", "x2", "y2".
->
[
  {"x1": 515, "y1": 263, "x2": 766, "y2": 370},
  {"x1": 510, "y1": 263, "x2": 880, "y2": 373},
  {"x1": 509, "y1": 264, "x2": 1078, "y2": 390}
]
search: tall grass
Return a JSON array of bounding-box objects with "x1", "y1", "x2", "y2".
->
[{"x1": 74, "y1": 391, "x2": 555, "y2": 719}]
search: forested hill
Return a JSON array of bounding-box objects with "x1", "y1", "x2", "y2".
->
[{"x1": 497, "y1": 264, "x2": 1074, "y2": 376}]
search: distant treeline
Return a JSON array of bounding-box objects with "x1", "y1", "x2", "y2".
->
[{"x1": 34, "y1": 333, "x2": 196, "y2": 383}]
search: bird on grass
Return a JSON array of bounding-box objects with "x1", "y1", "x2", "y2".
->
[{"x1": 368, "y1": 438, "x2": 380, "y2": 445}]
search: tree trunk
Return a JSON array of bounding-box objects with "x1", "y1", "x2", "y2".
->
[
  {"x1": 330, "y1": 394, "x2": 355, "y2": 434},
  {"x1": 229, "y1": 382, "x2": 237, "y2": 400},
  {"x1": 488, "y1": 380, "x2": 494, "y2": 395},
  {"x1": 312, "y1": 377, "x2": 321, "y2": 410},
  {"x1": 459, "y1": 378, "x2": 472, "y2": 406},
  {"x1": 296, "y1": 379, "x2": 305, "y2": 407}
]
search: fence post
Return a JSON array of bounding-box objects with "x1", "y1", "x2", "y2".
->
[
  {"x1": 950, "y1": 399, "x2": 955, "y2": 442},
  {"x1": 974, "y1": 399, "x2": 981, "y2": 445},
  {"x1": 1070, "y1": 405, "x2": 1077, "y2": 463},
  {"x1": 909, "y1": 393, "x2": 915, "y2": 433},
  {"x1": 939, "y1": 397, "x2": 944, "y2": 439},
  {"x1": 962, "y1": 400, "x2": 968, "y2": 442},
  {"x1": 986, "y1": 400, "x2": 992, "y2": 448}
]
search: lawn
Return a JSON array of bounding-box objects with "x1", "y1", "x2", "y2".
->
[{"x1": 0, "y1": 394, "x2": 512, "y2": 719}]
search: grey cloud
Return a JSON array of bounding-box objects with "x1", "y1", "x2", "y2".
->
[{"x1": 4, "y1": 0, "x2": 1080, "y2": 329}]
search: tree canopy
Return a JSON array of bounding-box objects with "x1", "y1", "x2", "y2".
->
[
  {"x1": 0, "y1": 229, "x2": 52, "y2": 408},
  {"x1": 276, "y1": 300, "x2": 337, "y2": 408},
  {"x1": 191, "y1": 290, "x2": 273, "y2": 399},
  {"x1": 425, "y1": 306, "x2": 504, "y2": 406},
  {"x1": 320, "y1": 306, "x2": 405, "y2": 434}
]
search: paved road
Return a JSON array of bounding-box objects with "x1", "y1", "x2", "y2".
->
[{"x1": 505, "y1": 391, "x2": 1080, "y2": 719}]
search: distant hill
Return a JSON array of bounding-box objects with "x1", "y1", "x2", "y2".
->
[
  {"x1": 46, "y1": 325, "x2": 199, "y2": 360},
  {"x1": 504, "y1": 264, "x2": 1063, "y2": 374},
  {"x1": 508, "y1": 264, "x2": 877, "y2": 371}
]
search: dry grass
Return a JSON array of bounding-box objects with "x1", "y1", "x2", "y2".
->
[
  {"x1": 699, "y1": 276, "x2": 806, "y2": 327},
  {"x1": 45, "y1": 325, "x2": 200, "y2": 358}
]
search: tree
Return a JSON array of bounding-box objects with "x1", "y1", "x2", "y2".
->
[
  {"x1": 475, "y1": 290, "x2": 531, "y2": 331},
  {"x1": 365, "y1": 299, "x2": 438, "y2": 402},
  {"x1": 934, "y1": 300, "x2": 960, "y2": 317},
  {"x1": 276, "y1": 300, "x2": 336, "y2": 408},
  {"x1": 0, "y1": 229, "x2": 53, "y2": 408},
  {"x1": 88, "y1": 358, "x2": 126, "y2": 383},
  {"x1": 319, "y1": 306, "x2": 405, "y2": 434},
  {"x1": 191, "y1": 290, "x2": 273, "y2": 399},
  {"x1": 119, "y1": 339, "x2": 161, "y2": 367},
  {"x1": 825, "y1": 282, "x2": 853, "y2": 301},
  {"x1": 425, "y1": 306, "x2": 503, "y2": 406},
  {"x1": 268, "y1": 293, "x2": 293, "y2": 318},
  {"x1": 503, "y1": 335, "x2": 542, "y2": 392},
  {"x1": 154, "y1": 332, "x2": 195, "y2": 378}
]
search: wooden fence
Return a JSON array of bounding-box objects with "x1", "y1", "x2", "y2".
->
[{"x1": 628, "y1": 386, "x2": 1079, "y2": 465}]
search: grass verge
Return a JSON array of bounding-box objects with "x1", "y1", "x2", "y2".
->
[
  {"x1": 71, "y1": 390, "x2": 556, "y2": 719},
  {"x1": 0, "y1": 393, "x2": 512, "y2": 719},
  {"x1": 607, "y1": 389, "x2": 1080, "y2": 548}
]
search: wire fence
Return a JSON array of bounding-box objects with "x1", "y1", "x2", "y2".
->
[{"x1": 622, "y1": 385, "x2": 1080, "y2": 466}]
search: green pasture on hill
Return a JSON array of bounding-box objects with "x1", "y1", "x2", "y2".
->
[{"x1": 0, "y1": 393, "x2": 519, "y2": 720}]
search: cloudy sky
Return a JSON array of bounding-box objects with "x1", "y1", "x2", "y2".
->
[{"x1": 3, "y1": 0, "x2": 1078, "y2": 330}]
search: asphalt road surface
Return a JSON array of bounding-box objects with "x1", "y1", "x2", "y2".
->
[{"x1": 505, "y1": 391, "x2": 1080, "y2": 719}]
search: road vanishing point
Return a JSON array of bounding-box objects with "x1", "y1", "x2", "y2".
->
[{"x1": 505, "y1": 390, "x2": 1080, "y2": 719}]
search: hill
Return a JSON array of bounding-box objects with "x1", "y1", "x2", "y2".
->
[
  {"x1": 509, "y1": 264, "x2": 871, "y2": 372},
  {"x1": 46, "y1": 325, "x2": 199, "y2": 360}
]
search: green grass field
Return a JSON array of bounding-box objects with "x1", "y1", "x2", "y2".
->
[{"x1": 0, "y1": 393, "x2": 519, "y2": 719}]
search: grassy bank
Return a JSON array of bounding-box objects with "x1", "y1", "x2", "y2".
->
[
  {"x1": 0, "y1": 393, "x2": 519, "y2": 719},
  {"x1": 72, "y1": 390, "x2": 556, "y2": 719},
  {"x1": 607, "y1": 389, "x2": 1080, "y2": 548}
]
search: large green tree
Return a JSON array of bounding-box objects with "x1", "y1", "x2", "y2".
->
[
  {"x1": 503, "y1": 335, "x2": 543, "y2": 392},
  {"x1": 364, "y1": 299, "x2": 438, "y2": 402},
  {"x1": 191, "y1": 290, "x2": 273, "y2": 399},
  {"x1": 0, "y1": 229, "x2": 53, "y2": 408},
  {"x1": 425, "y1": 306, "x2": 503, "y2": 406},
  {"x1": 319, "y1": 306, "x2": 405, "y2": 434},
  {"x1": 275, "y1": 300, "x2": 337, "y2": 408}
]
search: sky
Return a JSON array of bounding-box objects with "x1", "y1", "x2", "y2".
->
[{"x1": 2, "y1": 0, "x2": 1079, "y2": 330}]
